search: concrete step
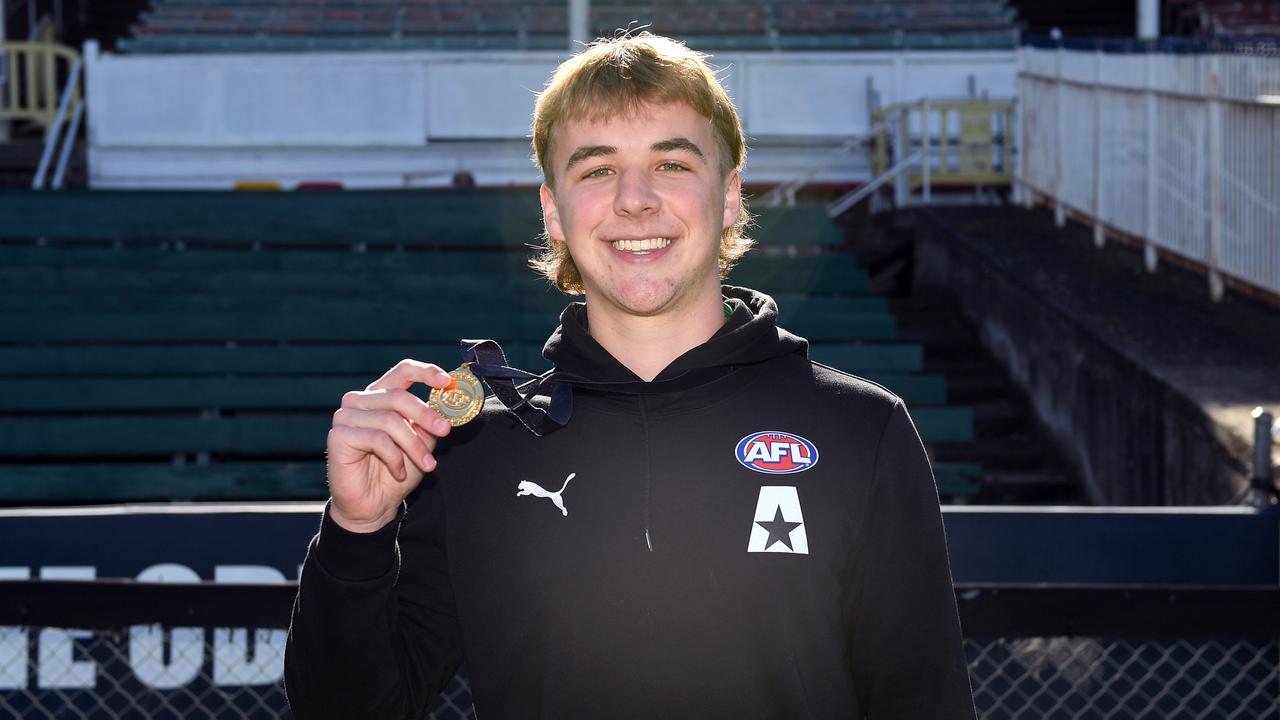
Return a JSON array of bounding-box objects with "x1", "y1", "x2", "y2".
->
[
  {"x1": 0, "y1": 139, "x2": 87, "y2": 189},
  {"x1": 930, "y1": 434, "x2": 1048, "y2": 466},
  {"x1": 943, "y1": 373, "x2": 1010, "y2": 403}
]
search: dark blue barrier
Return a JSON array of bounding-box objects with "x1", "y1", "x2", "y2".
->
[
  {"x1": 0, "y1": 504, "x2": 1274, "y2": 586},
  {"x1": 0, "y1": 504, "x2": 1275, "y2": 719}
]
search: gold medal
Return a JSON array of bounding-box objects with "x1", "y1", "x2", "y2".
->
[{"x1": 428, "y1": 365, "x2": 485, "y2": 427}]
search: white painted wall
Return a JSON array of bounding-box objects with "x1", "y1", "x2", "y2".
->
[{"x1": 84, "y1": 43, "x2": 1015, "y2": 189}]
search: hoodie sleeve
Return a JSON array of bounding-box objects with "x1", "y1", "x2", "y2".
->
[
  {"x1": 846, "y1": 400, "x2": 976, "y2": 719},
  {"x1": 284, "y1": 488, "x2": 464, "y2": 720}
]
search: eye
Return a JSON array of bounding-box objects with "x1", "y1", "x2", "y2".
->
[
  {"x1": 658, "y1": 161, "x2": 689, "y2": 172},
  {"x1": 582, "y1": 166, "x2": 613, "y2": 179}
]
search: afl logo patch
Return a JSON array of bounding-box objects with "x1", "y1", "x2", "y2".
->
[{"x1": 735, "y1": 431, "x2": 819, "y2": 475}]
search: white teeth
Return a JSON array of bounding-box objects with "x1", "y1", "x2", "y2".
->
[{"x1": 611, "y1": 238, "x2": 671, "y2": 252}]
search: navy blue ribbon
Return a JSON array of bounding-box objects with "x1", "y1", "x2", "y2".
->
[{"x1": 460, "y1": 339, "x2": 572, "y2": 437}]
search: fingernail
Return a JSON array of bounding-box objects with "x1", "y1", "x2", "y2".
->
[
  {"x1": 434, "y1": 419, "x2": 450, "y2": 434},
  {"x1": 422, "y1": 455, "x2": 436, "y2": 471},
  {"x1": 397, "y1": 467, "x2": 406, "y2": 480}
]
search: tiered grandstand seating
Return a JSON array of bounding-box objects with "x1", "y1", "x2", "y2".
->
[
  {"x1": 1006, "y1": 0, "x2": 1133, "y2": 37},
  {"x1": 119, "y1": 0, "x2": 1020, "y2": 53},
  {"x1": 1167, "y1": 0, "x2": 1280, "y2": 37},
  {"x1": 0, "y1": 188, "x2": 981, "y2": 503}
]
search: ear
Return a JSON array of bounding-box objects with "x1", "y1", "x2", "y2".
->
[
  {"x1": 540, "y1": 183, "x2": 563, "y2": 241},
  {"x1": 721, "y1": 168, "x2": 742, "y2": 230}
]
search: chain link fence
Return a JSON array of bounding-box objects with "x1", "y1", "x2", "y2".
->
[
  {"x1": 0, "y1": 624, "x2": 1275, "y2": 718},
  {"x1": 966, "y1": 637, "x2": 1279, "y2": 719},
  {"x1": 0, "y1": 625, "x2": 473, "y2": 720}
]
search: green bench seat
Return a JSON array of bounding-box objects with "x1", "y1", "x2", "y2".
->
[
  {"x1": 0, "y1": 372, "x2": 946, "y2": 412},
  {"x1": 0, "y1": 309, "x2": 895, "y2": 344},
  {"x1": 750, "y1": 207, "x2": 844, "y2": 245},
  {"x1": 0, "y1": 342, "x2": 929, "y2": 378},
  {"x1": 910, "y1": 407, "x2": 975, "y2": 443},
  {"x1": 0, "y1": 462, "x2": 328, "y2": 503},
  {"x1": 1, "y1": 251, "x2": 869, "y2": 295},
  {"x1": 0, "y1": 191, "x2": 844, "y2": 247},
  {"x1": 932, "y1": 462, "x2": 983, "y2": 497}
]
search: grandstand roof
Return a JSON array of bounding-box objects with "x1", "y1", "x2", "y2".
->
[{"x1": 119, "y1": 0, "x2": 1021, "y2": 53}]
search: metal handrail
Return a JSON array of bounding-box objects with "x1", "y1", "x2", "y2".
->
[
  {"x1": 756, "y1": 125, "x2": 883, "y2": 209},
  {"x1": 32, "y1": 53, "x2": 81, "y2": 189},
  {"x1": 762, "y1": 98, "x2": 1015, "y2": 219},
  {"x1": 0, "y1": 40, "x2": 81, "y2": 127},
  {"x1": 50, "y1": 95, "x2": 84, "y2": 189},
  {"x1": 826, "y1": 148, "x2": 923, "y2": 218}
]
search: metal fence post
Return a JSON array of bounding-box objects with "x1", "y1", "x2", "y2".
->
[
  {"x1": 1092, "y1": 49, "x2": 1105, "y2": 248},
  {"x1": 922, "y1": 100, "x2": 931, "y2": 204},
  {"x1": 1143, "y1": 51, "x2": 1159, "y2": 272},
  {"x1": 894, "y1": 107, "x2": 908, "y2": 207},
  {"x1": 1207, "y1": 54, "x2": 1225, "y2": 301},
  {"x1": 1054, "y1": 45, "x2": 1065, "y2": 228},
  {"x1": 0, "y1": 2, "x2": 8, "y2": 144},
  {"x1": 1011, "y1": 48, "x2": 1023, "y2": 206},
  {"x1": 1019, "y1": 51, "x2": 1033, "y2": 210},
  {"x1": 1249, "y1": 407, "x2": 1277, "y2": 508}
]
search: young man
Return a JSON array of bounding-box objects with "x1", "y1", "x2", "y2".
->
[{"x1": 285, "y1": 33, "x2": 975, "y2": 719}]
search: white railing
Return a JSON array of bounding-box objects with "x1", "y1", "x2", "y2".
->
[{"x1": 1016, "y1": 46, "x2": 1280, "y2": 300}]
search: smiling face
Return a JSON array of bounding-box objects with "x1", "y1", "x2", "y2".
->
[{"x1": 540, "y1": 101, "x2": 742, "y2": 322}]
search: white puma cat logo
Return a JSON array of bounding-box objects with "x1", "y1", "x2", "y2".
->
[{"x1": 516, "y1": 473, "x2": 576, "y2": 517}]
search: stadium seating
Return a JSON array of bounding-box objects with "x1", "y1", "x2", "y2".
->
[
  {"x1": 1167, "y1": 0, "x2": 1280, "y2": 37},
  {"x1": 0, "y1": 188, "x2": 978, "y2": 503},
  {"x1": 118, "y1": 0, "x2": 1021, "y2": 53}
]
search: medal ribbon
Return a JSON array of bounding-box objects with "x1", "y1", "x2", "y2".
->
[
  {"x1": 459, "y1": 337, "x2": 745, "y2": 437},
  {"x1": 460, "y1": 339, "x2": 572, "y2": 437}
]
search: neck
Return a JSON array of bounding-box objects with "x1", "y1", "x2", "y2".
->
[{"x1": 585, "y1": 289, "x2": 725, "y2": 382}]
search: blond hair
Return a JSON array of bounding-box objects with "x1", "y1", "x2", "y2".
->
[{"x1": 530, "y1": 32, "x2": 752, "y2": 295}]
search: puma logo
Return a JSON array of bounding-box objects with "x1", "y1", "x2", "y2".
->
[{"x1": 516, "y1": 473, "x2": 576, "y2": 517}]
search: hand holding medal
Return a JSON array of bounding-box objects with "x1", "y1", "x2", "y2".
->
[
  {"x1": 428, "y1": 364, "x2": 485, "y2": 427},
  {"x1": 325, "y1": 358, "x2": 472, "y2": 533}
]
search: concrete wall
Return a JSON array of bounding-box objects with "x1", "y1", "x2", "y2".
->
[
  {"x1": 83, "y1": 44, "x2": 1015, "y2": 188},
  {"x1": 912, "y1": 213, "x2": 1249, "y2": 506}
]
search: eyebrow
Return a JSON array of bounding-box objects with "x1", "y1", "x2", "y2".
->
[
  {"x1": 563, "y1": 137, "x2": 707, "y2": 173},
  {"x1": 650, "y1": 137, "x2": 706, "y2": 160},
  {"x1": 564, "y1": 145, "x2": 616, "y2": 173}
]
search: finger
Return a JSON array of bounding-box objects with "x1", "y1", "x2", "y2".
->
[
  {"x1": 365, "y1": 359, "x2": 454, "y2": 393},
  {"x1": 342, "y1": 388, "x2": 453, "y2": 438},
  {"x1": 334, "y1": 407, "x2": 438, "y2": 473},
  {"x1": 328, "y1": 425, "x2": 410, "y2": 480}
]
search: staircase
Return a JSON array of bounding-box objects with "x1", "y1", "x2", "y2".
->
[
  {"x1": 0, "y1": 134, "x2": 86, "y2": 189},
  {"x1": 850, "y1": 211, "x2": 1082, "y2": 504}
]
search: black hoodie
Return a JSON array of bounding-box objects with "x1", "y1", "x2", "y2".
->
[{"x1": 285, "y1": 287, "x2": 975, "y2": 719}]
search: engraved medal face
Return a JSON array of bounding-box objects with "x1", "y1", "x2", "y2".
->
[{"x1": 428, "y1": 365, "x2": 484, "y2": 427}]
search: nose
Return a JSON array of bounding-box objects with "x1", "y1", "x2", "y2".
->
[{"x1": 613, "y1": 168, "x2": 660, "y2": 217}]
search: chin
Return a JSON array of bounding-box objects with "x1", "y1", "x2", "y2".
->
[{"x1": 604, "y1": 284, "x2": 680, "y2": 317}]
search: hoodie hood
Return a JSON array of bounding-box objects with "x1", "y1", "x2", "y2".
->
[{"x1": 541, "y1": 286, "x2": 808, "y2": 391}]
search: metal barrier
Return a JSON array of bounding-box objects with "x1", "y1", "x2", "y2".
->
[
  {"x1": 0, "y1": 39, "x2": 83, "y2": 189},
  {"x1": 0, "y1": 581, "x2": 1276, "y2": 718},
  {"x1": 0, "y1": 40, "x2": 79, "y2": 129},
  {"x1": 967, "y1": 637, "x2": 1277, "y2": 718},
  {"x1": 1016, "y1": 45, "x2": 1280, "y2": 301},
  {"x1": 869, "y1": 98, "x2": 1016, "y2": 205},
  {"x1": 761, "y1": 98, "x2": 1014, "y2": 218},
  {"x1": 821, "y1": 98, "x2": 1014, "y2": 219}
]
